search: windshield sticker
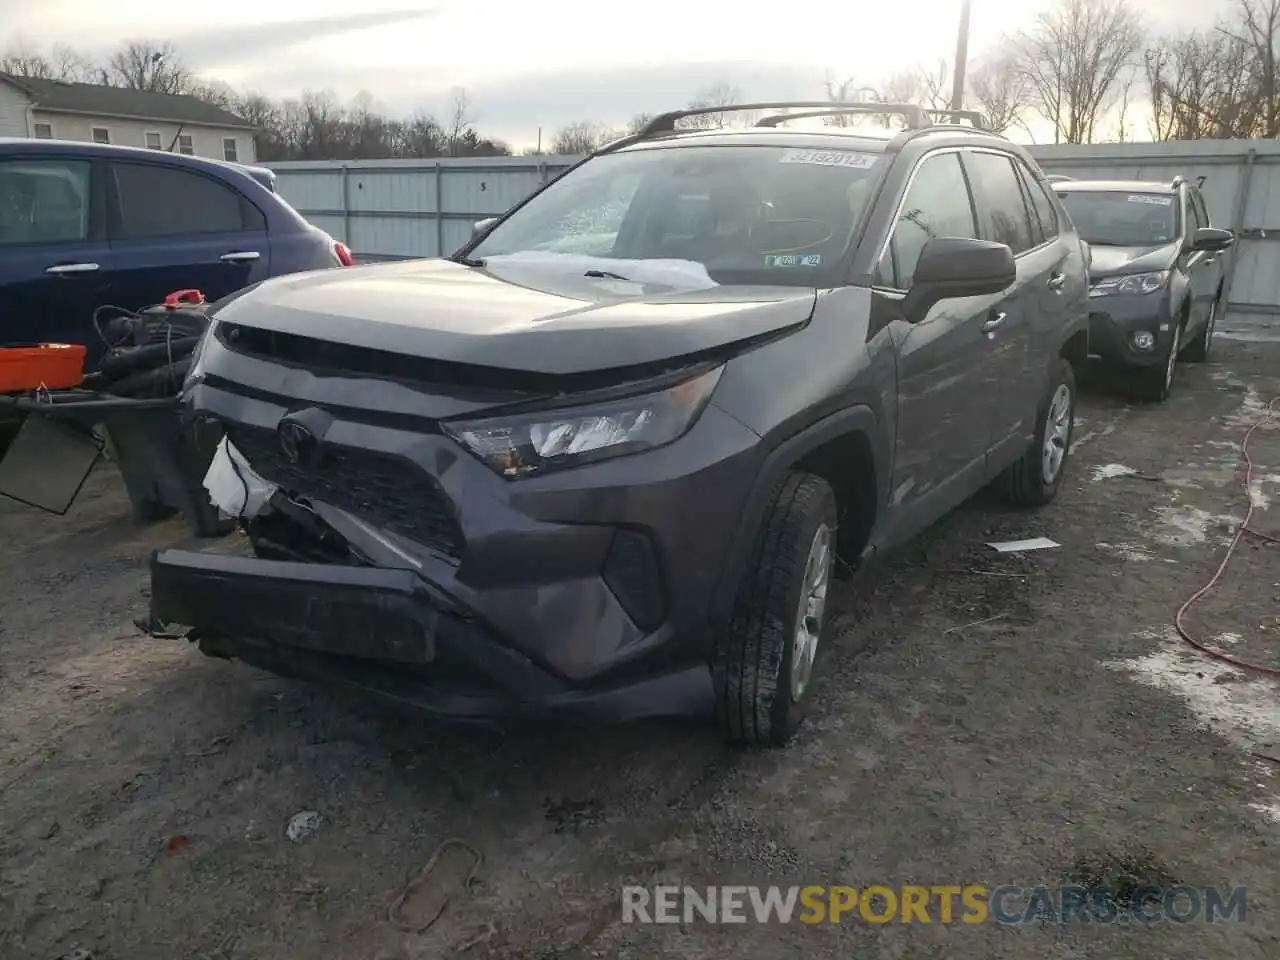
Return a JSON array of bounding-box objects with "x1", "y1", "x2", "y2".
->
[
  {"x1": 779, "y1": 149, "x2": 878, "y2": 169},
  {"x1": 766, "y1": 254, "x2": 822, "y2": 267},
  {"x1": 1127, "y1": 195, "x2": 1174, "y2": 206}
]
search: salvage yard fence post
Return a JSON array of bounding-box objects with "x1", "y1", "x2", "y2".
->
[{"x1": 268, "y1": 140, "x2": 1280, "y2": 318}]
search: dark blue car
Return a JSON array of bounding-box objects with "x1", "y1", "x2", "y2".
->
[{"x1": 0, "y1": 138, "x2": 351, "y2": 366}]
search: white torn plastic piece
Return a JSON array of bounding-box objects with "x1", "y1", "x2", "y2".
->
[
  {"x1": 987, "y1": 537, "x2": 1060, "y2": 553},
  {"x1": 285, "y1": 810, "x2": 322, "y2": 842},
  {"x1": 482, "y1": 251, "x2": 718, "y2": 290},
  {"x1": 203, "y1": 437, "x2": 277, "y2": 519},
  {"x1": 1092, "y1": 463, "x2": 1138, "y2": 481}
]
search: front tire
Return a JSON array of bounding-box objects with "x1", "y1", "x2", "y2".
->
[
  {"x1": 1134, "y1": 321, "x2": 1180, "y2": 402},
  {"x1": 1002, "y1": 358, "x2": 1076, "y2": 507},
  {"x1": 715, "y1": 472, "x2": 837, "y2": 747},
  {"x1": 1182, "y1": 296, "x2": 1218, "y2": 363}
]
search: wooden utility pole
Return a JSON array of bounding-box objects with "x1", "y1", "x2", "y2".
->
[{"x1": 949, "y1": 0, "x2": 973, "y2": 115}]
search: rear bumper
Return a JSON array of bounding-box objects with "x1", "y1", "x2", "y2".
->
[{"x1": 149, "y1": 548, "x2": 714, "y2": 721}]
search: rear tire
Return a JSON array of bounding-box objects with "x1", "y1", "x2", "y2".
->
[
  {"x1": 1002, "y1": 358, "x2": 1076, "y2": 507},
  {"x1": 714, "y1": 472, "x2": 837, "y2": 747},
  {"x1": 1134, "y1": 320, "x2": 1181, "y2": 403}
]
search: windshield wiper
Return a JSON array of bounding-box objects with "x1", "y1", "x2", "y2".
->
[
  {"x1": 584, "y1": 269, "x2": 632, "y2": 281},
  {"x1": 452, "y1": 254, "x2": 486, "y2": 267}
]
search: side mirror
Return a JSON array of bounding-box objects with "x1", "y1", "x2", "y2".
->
[
  {"x1": 1192, "y1": 226, "x2": 1234, "y2": 252},
  {"x1": 902, "y1": 237, "x2": 1016, "y2": 321},
  {"x1": 472, "y1": 217, "x2": 498, "y2": 240}
]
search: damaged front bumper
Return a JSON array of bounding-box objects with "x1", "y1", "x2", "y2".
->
[{"x1": 149, "y1": 547, "x2": 714, "y2": 721}]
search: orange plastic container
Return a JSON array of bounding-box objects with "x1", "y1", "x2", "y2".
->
[{"x1": 0, "y1": 343, "x2": 87, "y2": 393}]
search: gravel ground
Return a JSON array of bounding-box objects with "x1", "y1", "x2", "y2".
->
[{"x1": 2, "y1": 337, "x2": 1279, "y2": 960}]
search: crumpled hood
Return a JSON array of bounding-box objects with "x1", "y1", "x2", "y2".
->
[
  {"x1": 211, "y1": 258, "x2": 818, "y2": 376},
  {"x1": 1086, "y1": 242, "x2": 1178, "y2": 281}
]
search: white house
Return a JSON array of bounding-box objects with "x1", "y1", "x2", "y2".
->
[{"x1": 0, "y1": 73, "x2": 256, "y2": 163}]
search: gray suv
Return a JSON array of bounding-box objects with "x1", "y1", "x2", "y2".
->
[{"x1": 148, "y1": 101, "x2": 1090, "y2": 746}]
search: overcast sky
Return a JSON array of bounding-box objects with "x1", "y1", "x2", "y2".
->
[{"x1": 1, "y1": 0, "x2": 1233, "y2": 146}]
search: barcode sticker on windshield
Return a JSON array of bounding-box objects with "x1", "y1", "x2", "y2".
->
[
  {"x1": 766, "y1": 254, "x2": 822, "y2": 267},
  {"x1": 780, "y1": 149, "x2": 878, "y2": 168},
  {"x1": 1127, "y1": 195, "x2": 1173, "y2": 206}
]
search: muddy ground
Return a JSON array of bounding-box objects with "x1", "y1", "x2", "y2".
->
[{"x1": 2, "y1": 332, "x2": 1279, "y2": 960}]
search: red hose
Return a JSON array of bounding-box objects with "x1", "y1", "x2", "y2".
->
[{"x1": 1174, "y1": 394, "x2": 1280, "y2": 677}]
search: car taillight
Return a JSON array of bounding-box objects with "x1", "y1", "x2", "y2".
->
[{"x1": 333, "y1": 241, "x2": 354, "y2": 267}]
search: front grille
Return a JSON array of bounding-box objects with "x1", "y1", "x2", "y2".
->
[{"x1": 225, "y1": 423, "x2": 464, "y2": 561}]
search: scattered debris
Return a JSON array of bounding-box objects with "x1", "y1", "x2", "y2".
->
[
  {"x1": 55, "y1": 948, "x2": 92, "y2": 960},
  {"x1": 987, "y1": 537, "x2": 1060, "y2": 553},
  {"x1": 285, "y1": 810, "x2": 322, "y2": 843},
  {"x1": 164, "y1": 834, "x2": 190, "y2": 854},
  {"x1": 1092, "y1": 463, "x2": 1138, "y2": 481},
  {"x1": 943, "y1": 613, "x2": 1009, "y2": 636}
]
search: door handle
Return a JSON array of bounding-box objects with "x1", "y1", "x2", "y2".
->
[
  {"x1": 1204, "y1": 257, "x2": 1216, "y2": 265},
  {"x1": 983, "y1": 311, "x2": 1008, "y2": 333},
  {"x1": 1047, "y1": 273, "x2": 1066, "y2": 292},
  {"x1": 219, "y1": 251, "x2": 261, "y2": 263},
  {"x1": 45, "y1": 262, "x2": 99, "y2": 275}
]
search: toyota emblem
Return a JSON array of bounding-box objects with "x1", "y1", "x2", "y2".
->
[{"x1": 278, "y1": 419, "x2": 317, "y2": 465}]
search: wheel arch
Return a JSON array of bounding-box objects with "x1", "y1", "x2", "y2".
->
[{"x1": 710, "y1": 405, "x2": 885, "y2": 630}]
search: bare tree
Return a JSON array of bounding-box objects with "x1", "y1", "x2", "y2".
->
[
  {"x1": 685, "y1": 81, "x2": 754, "y2": 128},
  {"x1": 916, "y1": 60, "x2": 954, "y2": 109},
  {"x1": 552, "y1": 120, "x2": 612, "y2": 154},
  {"x1": 1218, "y1": 0, "x2": 1280, "y2": 137},
  {"x1": 1145, "y1": 16, "x2": 1264, "y2": 139},
  {"x1": 0, "y1": 39, "x2": 94, "y2": 81},
  {"x1": 1011, "y1": 0, "x2": 1145, "y2": 143},
  {"x1": 445, "y1": 86, "x2": 473, "y2": 156},
  {"x1": 103, "y1": 40, "x2": 192, "y2": 93},
  {"x1": 969, "y1": 55, "x2": 1031, "y2": 134}
]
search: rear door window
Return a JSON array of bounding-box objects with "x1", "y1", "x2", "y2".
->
[
  {"x1": 0, "y1": 159, "x2": 91, "y2": 246},
  {"x1": 882, "y1": 151, "x2": 978, "y2": 289},
  {"x1": 1016, "y1": 162, "x2": 1059, "y2": 245},
  {"x1": 963, "y1": 151, "x2": 1036, "y2": 256},
  {"x1": 110, "y1": 163, "x2": 264, "y2": 239}
]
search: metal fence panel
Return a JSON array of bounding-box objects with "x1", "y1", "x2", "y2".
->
[{"x1": 271, "y1": 141, "x2": 1280, "y2": 314}]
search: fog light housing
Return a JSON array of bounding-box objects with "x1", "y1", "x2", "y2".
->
[
  {"x1": 1132, "y1": 330, "x2": 1156, "y2": 351},
  {"x1": 602, "y1": 528, "x2": 665, "y2": 632}
]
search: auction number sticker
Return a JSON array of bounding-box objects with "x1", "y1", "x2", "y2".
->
[
  {"x1": 780, "y1": 149, "x2": 878, "y2": 168},
  {"x1": 766, "y1": 254, "x2": 822, "y2": 267},
  {"x1": 1127, "y1": 194, "x2": 1173, "y2": 206}
]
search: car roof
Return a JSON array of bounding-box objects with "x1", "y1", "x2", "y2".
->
[
  {"x1": 0, "y1": 137, "x2": 268, "y2": 183},
  {"x1": 1053, "y1": 179, "x2": 1177, "y2": 194}
]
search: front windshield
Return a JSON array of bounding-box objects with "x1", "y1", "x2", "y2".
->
[
  {"x1": 1056, "y1": 191, "x2": 1179, "y2": 247},
  {"x1": 468, "y1": 144, "x2": 886, "y2": 287}
]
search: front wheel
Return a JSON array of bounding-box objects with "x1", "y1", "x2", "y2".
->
[
  {"x1": 714, "y1": 472, "x2": 837, "y2": 747},
  {"x1": 1134, "y1": 322, "x2": 1180, "y2": 402},
  {"x1": 1182, "y1": 297, "x2": 1218, "y2": 363},
  {"x1": 1002, "y1": 358, "x2": 1077, "y2": 507}
]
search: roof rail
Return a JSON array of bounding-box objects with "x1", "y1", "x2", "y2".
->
[
  {"x1": 636, "y1": 101, "x2": 929, "y2": 138},
  {"x1": 754, "y1": 105, "x2": 928, "y2": 128},
  {"x1": 922, "y1": 108, "x2": 990, "y2": 130}
]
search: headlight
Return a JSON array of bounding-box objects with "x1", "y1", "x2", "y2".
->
[
  {"x1": 182, "y1": 319, "x2": 216, "y2": 391},
  {"x1": 443, "y1": 365, "x2": 724, "y2": 478},
  {"x1": 1089, "y1": 271, "x2": 1169, "y2": 298}
]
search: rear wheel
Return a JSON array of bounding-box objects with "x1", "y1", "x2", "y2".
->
[
  {"x1": 1134, "y1": 321, "x2": 1180, "y2": 403},
  {"x1": 714, "y1": 472, "x2": 837, "y2": 747},
  {"x1": 1182, "y1": 295, "x2": 1219, "y2": 363},
  {"x1": 1002, "y1": 358, "x2": 1076, "y2": 507}
]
